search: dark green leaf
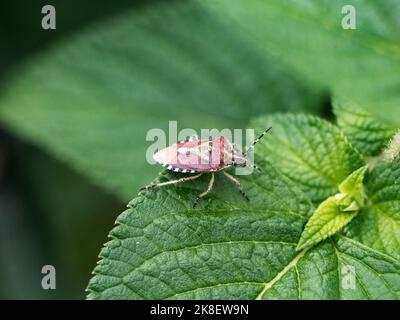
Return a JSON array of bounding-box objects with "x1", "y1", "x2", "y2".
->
[
  {"x1": 333, "y1": 97, "x2": 396, "y2": 157},
  {"x1": 347, "y1": 163, "x2": 400, "y2": 260},
  {"x1": 0, "y1": 1, "x2": 319, "y2": 200},
  {"x1": 252, "y1": 114, "x2": 364, "y2": 203},
  {"x1": 203, "y1": 0, "x2": 400, "y2": 126},
  {"x1": 87, "y1": 164, "x2": 400, "y2": 299}
]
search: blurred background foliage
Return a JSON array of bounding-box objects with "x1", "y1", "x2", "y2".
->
[
  {"x1": 0, "y1": 0, "x2": 151, "y2": 299},
  {"x1": 0, "y1": 0, "x2": 398, "y2": 299}
]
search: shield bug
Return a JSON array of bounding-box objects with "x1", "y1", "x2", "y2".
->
[{"x1": 141, "y1": 127, "x2": 272, "y2": 207}]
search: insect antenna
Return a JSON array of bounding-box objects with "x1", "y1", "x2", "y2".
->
[{"x1": 243, "y1": 127, "x2": 272, "y2": 156}]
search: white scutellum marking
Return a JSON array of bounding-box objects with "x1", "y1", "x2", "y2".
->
[
  {"x1": 178, "y1": 145, "x2": 211, "y2": 164},
  {"x1": 177, "y1": 147, "x2": 190, "y2": 155}
]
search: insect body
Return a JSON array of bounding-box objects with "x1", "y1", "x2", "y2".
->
[{"x1": 141, "y1": 127, "x2": 272, "y2": 207}]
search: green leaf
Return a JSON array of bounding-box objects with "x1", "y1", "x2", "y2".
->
[
  {"x1": 263, "y1": 236, "x2": 400, "y2": 300},
  {"x1": 0, "y1": 0, "x2": 319, "y2": 200},
  {"x1": 333, "y1": 236, "x2": 400, "y2": 300},
  {"x1": 333, "y1": 97, "x2": 396, "y2": 157},
  {"x1": 297, "y1": 166, "x2": 368, "y2": 251},
  {"x1": 347, "y1": 163, "x2": 400, "y2": 260},
  {"x1": 252, "y1": 114, "x2": 364, "y2": 203},
  {"x1": 203, "y1": 0, "x2": 400, "y2": 127},
  {"x1": 296, "y1": 196, "x2": 356, "y2": 251},
  {"x1": 338, "y1": 165, "x2": 368, "y2": 206},
  {"x1": 87, "y1": 163, "x2": 400, "y2": 299},
  {"x1": 87, "y1": 163, "x2": 312, "y2": 299}
]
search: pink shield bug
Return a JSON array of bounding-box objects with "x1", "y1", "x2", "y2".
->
[{"x1": 141, "y1": 127, "x2": 272, "y2": 207}]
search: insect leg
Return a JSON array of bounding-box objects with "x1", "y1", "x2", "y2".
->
[
  {"x1": 222, "y1": 171, "x2": 249, "y2": 201},
  {"x1": 193, "y1": 173, "x2": 215, "y2": 208},
  {"x1": 140, "y1": 173, "x2": 203, "y2": 191}
]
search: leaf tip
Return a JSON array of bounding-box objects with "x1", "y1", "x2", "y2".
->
[{"x1": 295, "y1": 239, "x2": 307, "y2": 252}]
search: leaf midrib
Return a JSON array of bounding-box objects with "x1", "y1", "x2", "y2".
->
[
  {"x1": 99, "y1": 239, "x2": 298, "y2": 299},
  {"x1": 255, "y1": 248, "x2": 308, "y2": 300}
]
